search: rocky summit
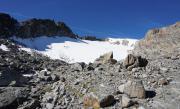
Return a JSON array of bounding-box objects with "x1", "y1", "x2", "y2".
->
[
  {"x1": 0, "y1": 13, "x2": 180, "y2": 109},
  {"x1": 0, "y1": 13, "x2": 76, "y2": 39}
]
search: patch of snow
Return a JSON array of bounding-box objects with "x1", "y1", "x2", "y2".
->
[
  {"x1": 23, "y1": 74, "x2": 34, "y2": 77},
  {"x1": 0, "y1": 44, "x2": 9, "y2": 51},
  {"x1": 12, "y1": 36, "x2": 138, "y2": 64},
  {"x1": 19, "y1": 47, "x2": 33, "y2": 53}
]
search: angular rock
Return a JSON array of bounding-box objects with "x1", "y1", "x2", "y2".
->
[
  {"x1": 118, "y1": 80, "x2": 146, "y2": 99},
  {"x1": 94, "y1": 51, "x2": 117, "y2": 64}
]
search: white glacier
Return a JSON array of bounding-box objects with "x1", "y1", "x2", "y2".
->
[{"x1": 12, "y1": 36, "x2": 138, "y2": 63}]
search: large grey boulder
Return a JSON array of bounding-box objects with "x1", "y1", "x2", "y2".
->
[
  {"x1": 118, "y1": 80, "x2": 146, "y2": 99},
  {"x1": 0, "y1": 87, "x2": 28, "y2": 109}
]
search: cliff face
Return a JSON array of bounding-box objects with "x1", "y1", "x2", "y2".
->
[
  {"x1": 17, "y1": 19, "x2": 75, "y2": 38},
  {"x1": 0, "y1": 13, "x2": 19, "y2": 38},
  {"x1": 133, "y1": 22, "x2": 180, "y2": 59},
  {"x1": 0, "y1": 13, "x2": 76, "y2": 38}
]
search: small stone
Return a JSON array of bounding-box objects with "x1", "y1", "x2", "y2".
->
[
  {"x1": 118, "y1": 84, "x2": 125, "y2": 93},
  {"x1": 8, "y1": 81, "x2": 17, "y2": 86},
  {"x1": 121, "y1": 95, "x2": 133, "y2": 108},
  {"x1": 51, "y1": 74, "x2": 59, "y2": 82},
  {"x1": 158, "y1": 78, "x2": 169, "y2": 85},
  {"x1": 44, "y1": 76, "x2": 52, "y2": 81},
  {"x1": 60, "y1": 77, "x2": 66, "y2": 82},
  {"x1": 46, "y1": 103, "x2": 54, "y2": 109}
]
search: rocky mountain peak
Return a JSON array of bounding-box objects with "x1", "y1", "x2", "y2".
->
[{"x1": 0, "y1": 13, "x2": 76, "y2": 39}]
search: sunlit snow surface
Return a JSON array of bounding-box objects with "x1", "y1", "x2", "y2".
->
[
  {"x1": 0, "y1": 44, "x2": 9, "y2": 51},
  {"x1": 12, "y1": 36, "x2": 138, "y2": 63}
]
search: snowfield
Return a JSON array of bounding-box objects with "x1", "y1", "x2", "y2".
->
[{"x1": 12, "y1": 36, "x2": 138, "y2": 63}]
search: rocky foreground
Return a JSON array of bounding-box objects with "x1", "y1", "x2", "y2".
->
[{"x1": 0, "y1": 22, "x2": 180, "y2": 109}]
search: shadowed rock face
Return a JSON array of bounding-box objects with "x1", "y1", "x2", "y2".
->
[
  {"x1": 17, "y1": 19, "x2": 75, "y2": 38},
  {"x1": 133, "y1": 22, "x2": 180, "y2": 59},
  {"x1": 0, "y1": 13, "x2": 19, "y2": 38},
  {"x1": 0, "y1": 13, "x2": 76, "y2": 38}
]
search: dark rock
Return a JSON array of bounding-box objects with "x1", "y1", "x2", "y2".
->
[
  {"x1": 100, "y1": 95, "x2": 116, "y2": 107},
  {"x1": 0, "y1": 70, "x2": 28, "y2": 87},
  {"x1": 17, "y1": 18, "x2": 75, "y2": 38},
  {"x1": 0, "y1": 13, "x2": 76, "y2": 39}
]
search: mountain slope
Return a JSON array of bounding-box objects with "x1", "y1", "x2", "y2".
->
[{"x1": 133, "y1": 22, "x2": 180, "y2": 59}]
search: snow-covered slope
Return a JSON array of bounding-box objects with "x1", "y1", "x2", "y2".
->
[{"x1": 12, "y1": 36, "x2": 138, "y2": 63}]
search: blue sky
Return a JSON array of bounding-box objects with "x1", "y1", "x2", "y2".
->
[{"x1": 0, "y1": 0, "x2": 180, "y2": 39}]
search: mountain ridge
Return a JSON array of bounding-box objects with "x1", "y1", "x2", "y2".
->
[{"x1": 0, "y1": 13, "x2": 76, "y2": 38}]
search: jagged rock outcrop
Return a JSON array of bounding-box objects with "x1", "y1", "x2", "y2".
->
[
  {"x1": 0, "y1": 13, "x2": 19, "y2": 38},
  {"x1": 133, "y1": 22, "x2": 180, "y2": 59},
  {"x1": 123, "y1": 54, "x2": 148, "y2": 70},
  {"x1": 0, "y1": 13, "x2": 76, "y2": 38}
]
